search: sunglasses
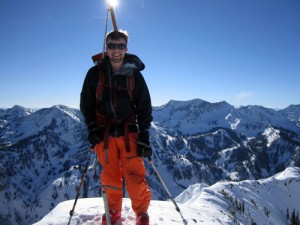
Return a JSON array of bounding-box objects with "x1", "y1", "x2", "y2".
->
[{"x1": 106, "y1": 43, "x2": 127, "y2": 50}]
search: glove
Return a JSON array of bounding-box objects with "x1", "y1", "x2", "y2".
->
[
  {"x1": 137, "y1": 142, "x2": 152, "y2": 159},
  {"x1": 137, "y1": 131, "x2": 152, "y2": 159},
  {"x1": 87, "y1": 122, "x2": 104, "y2": 146}
]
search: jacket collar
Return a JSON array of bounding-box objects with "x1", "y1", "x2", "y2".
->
[{"x1": 103, "y1": 53, "x2": 145, "y2": 76}]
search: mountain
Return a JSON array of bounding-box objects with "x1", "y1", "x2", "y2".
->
[
  {"x1": 33, "y1": 167, "x2": 300, "y2": 225},
  {"x1": 0, "y1": 105, "x2": 96, "y2": 225},
  {"x1": 279, "y1": 104, "x2": 300, "y2": 127},
  {"x1": 150, "y1": 99, "x2": 300, "y2": 194},
  {"x1": 153, "y1": 99, "x2": 299, "y2": 136},
  {"x1": 1, "y1": 100, "x2": 300, "y2": 225}
]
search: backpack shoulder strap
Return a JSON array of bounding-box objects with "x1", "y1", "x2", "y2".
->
[
  {"x1": 96, "y1": 62, "x2": 135, "y2": 101},
  {"x1": 96, "y1": 62, "x2": 105, "y2": 102},
  {"x1": 127, "y1": 74, "x2": 134, "y2": 99}
]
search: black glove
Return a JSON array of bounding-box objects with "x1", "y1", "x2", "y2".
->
[
  {"x1": 87, "y1": 123, "x2": 104, "y2": 146},
  {"x1": 137, "y1": 131, "x2": 152, "y2": 159}
]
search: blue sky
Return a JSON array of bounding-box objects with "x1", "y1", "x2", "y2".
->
[{"x1": 1, "y1": 0, "x2": 299, "y2": 109}]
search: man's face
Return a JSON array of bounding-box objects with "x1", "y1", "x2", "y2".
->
[{"x1": 106, "y1": 38, "x2": 128, "y2": 64}]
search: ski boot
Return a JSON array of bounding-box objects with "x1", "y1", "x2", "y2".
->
[
  {"x1": 101, "y1": 210, "x2": 121, "y2": 225},
  {"x1": 136, "y1": 212, "x2": 149, "y2": 225}
]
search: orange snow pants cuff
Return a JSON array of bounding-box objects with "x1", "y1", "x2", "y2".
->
[{"x1": 95, "y1": 132, "x2": 151, "y2": 214}]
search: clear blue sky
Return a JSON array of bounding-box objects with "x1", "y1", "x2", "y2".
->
[{"x1": 1, "y1": 0, "x2": 299, "y2": 109}]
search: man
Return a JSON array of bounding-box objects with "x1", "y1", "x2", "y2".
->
[{"x1": 80, "y1": 30, "x2": 152, "y2": 225}]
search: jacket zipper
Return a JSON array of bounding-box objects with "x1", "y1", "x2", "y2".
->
[{"x1": 109, "y1": 69, "x2": 118, "y2": 137}]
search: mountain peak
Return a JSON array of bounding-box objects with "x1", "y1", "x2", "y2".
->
[{"x1": 3, "y1": 105, "x2": 33, "y2": 117}]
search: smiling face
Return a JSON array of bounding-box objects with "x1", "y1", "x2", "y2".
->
[{"x1": 106, "y1": 37, "x2": 128, "y2": 64}]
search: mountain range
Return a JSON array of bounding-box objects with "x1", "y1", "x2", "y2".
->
[{"x1": 0, "y1": 99, "x2": 300, "y2": 225}]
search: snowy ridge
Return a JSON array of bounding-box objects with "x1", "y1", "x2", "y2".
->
[
  {"x1": 33, "y1": 167, "x2": 300, "y2": 225},
  {"x1": 0, "y1": 104, "x2": 83, "y2": 143},
  {"x1": 280, "y1": 104, "x2": 300, "y2": 127},
  {"x1": 153, "y1": 99, "x2": 300, "y2": 136}
]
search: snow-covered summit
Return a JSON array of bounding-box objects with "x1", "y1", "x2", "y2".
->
[
  {"x1": 33, "y1": 167, "x2": 300, "y2": 225},
  {"x1": 153, "y1": 99, "x2": 300, "y2": 136},
  {"x1": 0, "y1": 105, "x2": 33, "y2": 118},
  {"x1": 280, "y1": 104, "x2": 300, "y2": 126}
]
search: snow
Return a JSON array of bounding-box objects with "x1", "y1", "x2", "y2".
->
[
  {"x1": 262, "y1": 126, "x2": 280, "y2": 147},
  {"x1": 33, "y1": 167, "x2": 300, "y2": 225},
  {"x1": 32, "y1": 198, "x2": 217, "y2": 225}
]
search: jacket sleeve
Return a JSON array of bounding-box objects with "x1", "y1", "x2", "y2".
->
[
  {"x1": 80, "y1": 66, "x2": 98, "y2": 126},
  {"x1": 133, "y1": 71, "x2": 153, "y2": 132}
]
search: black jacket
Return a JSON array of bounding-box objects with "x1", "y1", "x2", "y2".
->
[{"x1": 80, "y1": 53, "x2": 153, "y2": 134}]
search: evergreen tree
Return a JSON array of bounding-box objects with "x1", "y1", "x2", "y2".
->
[
  {"x1": 291, "y1": 209, "x2": 297, "y2": 225},
  {"x1": 242, "y1": 201, "x2": 245, "y2": 214}
]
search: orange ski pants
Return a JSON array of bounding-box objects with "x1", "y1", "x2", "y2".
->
[{"x1": 95, "y1": 132, "x2": 151, "y2": 214}]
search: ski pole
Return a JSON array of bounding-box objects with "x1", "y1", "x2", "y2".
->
[
  {"x1": 92, "y1": 0, "x2": 118, "y2": 64},
  {"x1": 148, "y1": 159, "x2": 188, "y2": 225},
  {"x1": 102, "y1": 186, "x2": 112, "y2": 225},
  {"x1": 101, "y1": 185, "x2": 124, "y2": 225},
  {"x1": 67, "y1": 148, "x2": 94, "y2": 225},
  {"x1": 107, "y1": 0, "x2": 118, "y2": 31}
]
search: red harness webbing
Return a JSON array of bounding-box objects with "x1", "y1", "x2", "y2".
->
[{"x1": 95, "y1": 63, "x2": 135, "y2": 154}]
